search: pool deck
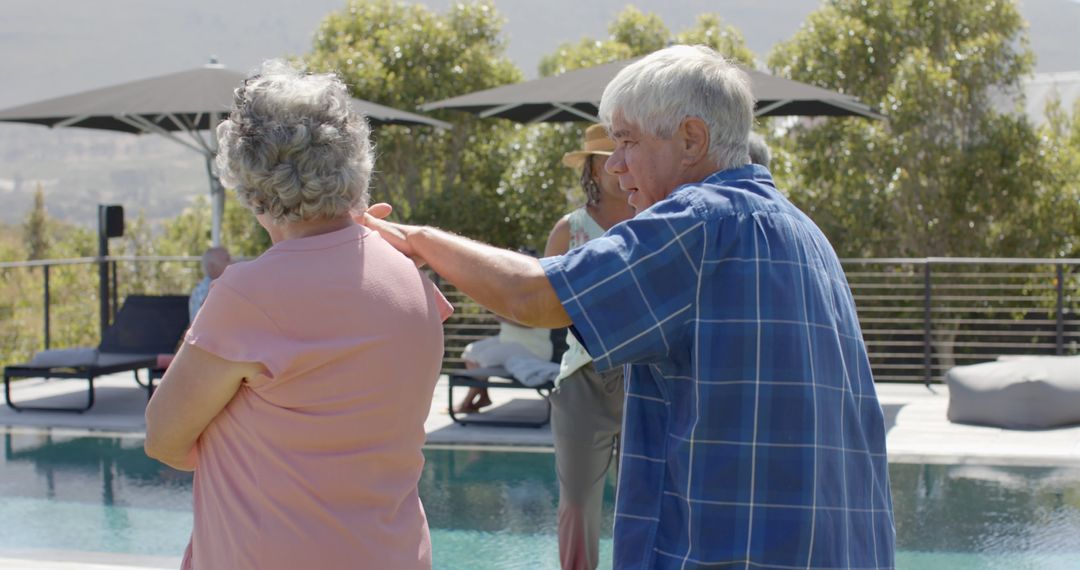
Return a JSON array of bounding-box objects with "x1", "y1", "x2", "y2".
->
[
  {"x1": 2, "y1": 372, "x2": 1080, "y2": 568},
  {"x1": 4, "y1": 372, "x2": 1080, "y2": 464}
]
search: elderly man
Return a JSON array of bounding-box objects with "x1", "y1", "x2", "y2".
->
[
  {"x1": 188, "y1": 246, "x2": 231, "y2": 322},
  {"x1": 365, "y1": 45, "x2": 895, "y2": 569}
]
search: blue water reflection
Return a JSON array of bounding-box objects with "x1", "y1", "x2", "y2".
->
[{"x1": 2, "y1": 431, "x2": 1080, "y2": 569}]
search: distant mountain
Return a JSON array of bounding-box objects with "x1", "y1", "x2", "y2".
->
[
  {"x1": 0, "y1": 125, "x2": 209, "y2": 227},
  {"x1": 1, "y1": 0, "x2": 1076, "y2": 228}
]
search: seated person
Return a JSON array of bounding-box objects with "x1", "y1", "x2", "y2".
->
[
  {"x1": 153, "y1": 247, "x2": 233, "y2": 373},
  {"x1": 188, "y1": 246, "x2": 231, "y2": 321},
  {"x1": 454, "y1": 316, "x2": 553, "y2": 413}
]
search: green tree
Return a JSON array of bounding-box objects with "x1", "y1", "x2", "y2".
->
[
  {"x1": 1026, "y1": 98, "x2": 1080, "y2": 258},
  {"x1": 767, "y1": 0, "x2": 1058, "y2": 258},
  {"x1": 305, "y1": 2, "x2": 759, "y2": 250},
  {"x1": 305, "y1": 0, "x2": 526, "y2": 246},
  {"x1": 508, "y1": 8, "x2": 757, "y2": 251},
  {"x1": 609, "y1": 6, "x2": 669, "y2": 55},
  {"x1": 0, "y1": 223, "x2": 22, "y2": 261},
  {"x1": 674, "y1": 14, "x2": 756, "y2": 66},
  {"x1": 153, "y1": 192, "x2": 270, "y2": 260},
  {"x1": 94, "y1": 191, "x2": 274, "y2": 302},
  {"x1": 22, "y1": 183, "x2": 49, "y2": 260},
  {"x1": 45, "y1": 223, "x2": 99, "y2": 352},
  {"x1": 0, "y1": 223, "x2": 33, "y2": 368},
  {"x1": 1, "y1": 210, "x2": 100, "y2": 369}
]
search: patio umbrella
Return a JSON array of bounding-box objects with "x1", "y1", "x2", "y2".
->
[
  {"x1": 0, "y1": 62, "x2": 451, "y2": 245},
  {"x1": 421, "y1": 58, "x2": 883, "y2": 122}
]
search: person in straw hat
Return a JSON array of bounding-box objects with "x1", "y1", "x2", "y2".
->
[{"x1": 544, "y1": 124, "x2": 635, "y2": 570}]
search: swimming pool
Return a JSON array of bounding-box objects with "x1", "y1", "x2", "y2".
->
[{"x1": 2, "y1": 429, "x2": 1079, "y2": 569}]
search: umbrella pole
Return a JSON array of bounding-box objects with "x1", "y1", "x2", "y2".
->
[{"x1": 205, "y1": 155, "x2": 223, "y2": 246}]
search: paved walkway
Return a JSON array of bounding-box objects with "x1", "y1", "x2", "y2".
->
[
  {"x1": 4, "y1": 373, "x2": 1080, "y2": 465},
  {"x1": 2, "y1": 371, "x2": 1080, "y2": 466},
  {"x1": 0, "y1": 373, "x2": 556, "y2": 448},
  {"x1": 2, "y1": 373, "x2": 1080, "y2": 569},
  {"x1": 0, "y1": 552, "x2": 178, "y2": 570}
]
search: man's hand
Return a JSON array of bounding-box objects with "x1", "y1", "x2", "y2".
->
[
  {"x1": 356, "y1": 203, "x2": 424, "y2": 265},
  {"x1": 363, "y1": 202, "x2": 393, "y2": 220},
  {"x1": 354, "y1": 202, "x2": 569, "y2": 328}
]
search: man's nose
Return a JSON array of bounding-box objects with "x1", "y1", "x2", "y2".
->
[{"x1": 605, "y1": 149, "x2": 626, "y2": 175}]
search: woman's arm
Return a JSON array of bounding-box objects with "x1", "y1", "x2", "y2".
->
[
  {"x1": 544, "y1": 216, "x2": 571, "y2": 257},
  {"x1": 144, "y1": 342, "x2": 264, "y2": 471}
]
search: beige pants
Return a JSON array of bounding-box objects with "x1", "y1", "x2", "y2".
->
[{"x1": 550, "y1": 363, "x2": 625, "y2": 570}]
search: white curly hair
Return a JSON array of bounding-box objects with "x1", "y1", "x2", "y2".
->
[{"x1": 215, "y1": 60, "x2": 373, "y2": 223}]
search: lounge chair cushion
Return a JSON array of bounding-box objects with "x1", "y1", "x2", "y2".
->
[
  {"x1": 946, "y1": 355, "x2": 1080, "y2": 429},
  {"x1": 504, "y1": 355, "x2": 560, "y2": 388},
  {"x1": 27, "y1": 347, "x2": 99, "y2": 368},
  {"x1": 24, "y1": 349, "x2": 158, "y2": 369}
]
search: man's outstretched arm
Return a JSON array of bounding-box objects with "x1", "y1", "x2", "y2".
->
[{"x1": 362, "y1": 210, "x2": 571, "y2": 329}]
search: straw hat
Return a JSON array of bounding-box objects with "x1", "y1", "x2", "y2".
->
[{"x1": 562, "y1": 124, "x2": 615, "y2": 169}]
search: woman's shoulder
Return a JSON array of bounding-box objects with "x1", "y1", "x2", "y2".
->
[
  {"x1": 566, "y1": 207, "x2": 604, "y2": 245},
  {"x1": 565, "y1": 207, "x2": 590, "y2": 224},
  {"x1": 209, "y1": 256, "x2": 287, "y2": 306},
  {"x1": 214, "y1": 257, "x2": 261, "y2": 287},
  {"x1": 550, "y1": 214, "x2": 572, "y2": 237}
]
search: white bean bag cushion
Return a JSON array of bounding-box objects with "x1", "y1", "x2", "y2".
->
[{"x1": 946, "y1": 355, "x2": 1080, "y2": 429}]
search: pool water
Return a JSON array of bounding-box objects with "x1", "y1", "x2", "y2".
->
[{"x1": 2, "y1": 430, "x2": 1080, "y2": 569}]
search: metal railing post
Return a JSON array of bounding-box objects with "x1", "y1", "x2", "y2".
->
[
  {"x1": 1056, "y1": 263, "x2": 1065, "y2": 355},
  {"x1": 98, "y1": 208, "x2": 110, "y2": 338},
  {"x1": 42, "y1": 264, "x2": 51, "y2": 350},
  {"x1": 923, "y1": 261, "x2": 932, "y2": 388},
  {"x1": 110, "y1": 259, "x2": 119, "y2": 321}
]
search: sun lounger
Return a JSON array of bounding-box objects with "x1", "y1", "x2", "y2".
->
[
  {"x1": 447, "y1": 328, "x2": 568, "y2": 428},
  {"x1": 3, "y1": 295, "x2": 190, "y2": 413}
]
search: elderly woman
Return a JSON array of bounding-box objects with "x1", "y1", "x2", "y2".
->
[
  {"x1": 545, "y1": 124, "x2": 634, "y2": 570},
  {"x1": 145, "y1": 60, "x2": 452, "y2": 570}
]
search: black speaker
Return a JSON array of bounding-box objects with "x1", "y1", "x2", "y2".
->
[{"x1": 100, "y1": 205, "x2": 124, "y2": 238}]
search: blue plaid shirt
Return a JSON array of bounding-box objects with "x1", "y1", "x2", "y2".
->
[{"x1": 541, "y1": 165, "x2": 895, "y2": 569}]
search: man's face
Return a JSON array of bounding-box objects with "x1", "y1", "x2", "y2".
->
[
  {"x1": 590, "y1": 155, "x2": 629, "y2": 204},
  {"x1": 604, "y1": 114, "x2": 684, "y2": 214}
]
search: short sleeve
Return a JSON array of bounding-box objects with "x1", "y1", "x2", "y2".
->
[
  {"x1": 426, "y1": 274, "x2": 455, "y2": 322},
  {"x1": 184, "y1": 281, "x2": 287, "y2": 383},
  {"x1": 541, "y1": 194, "x2": 705, "y2": 371}
]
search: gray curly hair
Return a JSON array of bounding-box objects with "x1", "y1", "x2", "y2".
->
[{"x1": 215, "y1": 60, "x2": 373, "y2": 223}]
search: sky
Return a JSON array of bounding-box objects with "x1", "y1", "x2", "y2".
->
[
  {"x1": 1, "y1": 0, "x2": 1077, "y2": 109},
  {"x1": 0, "y1": 0, "x2": 806, "y2": 109},
  {"x1": 0, "y1": 0, "x2": 1077, "y2": 227}
]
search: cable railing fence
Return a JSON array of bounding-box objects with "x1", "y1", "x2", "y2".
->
[
  {"x1": 844, "y1": 258, "x2": 1080, "y2": 385},
  {"x1": 0, "y1": 256, "x2": 202, "y2": 369},
  {"x1": 4, "y1": 257, "x2": 1079, "y2": 382}
]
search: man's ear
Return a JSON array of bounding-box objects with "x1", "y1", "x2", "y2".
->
[{"x1": 678, "y1": 117, "x2": 711, "y2": 166}]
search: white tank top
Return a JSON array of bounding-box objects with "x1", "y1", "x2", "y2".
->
[{"x1": 557, "y1": 208, "x2": 605, "y2": 383}]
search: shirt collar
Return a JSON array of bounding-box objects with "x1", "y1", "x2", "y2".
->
[
  {"x1": 701, "y1": 163, "x2": 774, "y2": 186},
  {"x1": 269, "y1": 223, "x2": 368, "y2": 252}
]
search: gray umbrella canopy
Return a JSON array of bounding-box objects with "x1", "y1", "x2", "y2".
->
[
  {"x1": 422, "y1": 58, "x2": 883, "y2": 122},
  {"x1": 0, "y1": 64, "x2": 450, "y2": 244},
  {"x1": 0, "y1": 65, "x2": 450, "y2": 132}
]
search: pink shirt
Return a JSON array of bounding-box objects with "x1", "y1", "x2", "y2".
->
[{"x1": 181, "y1": 224, "x2": 452, "y2": 570}]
